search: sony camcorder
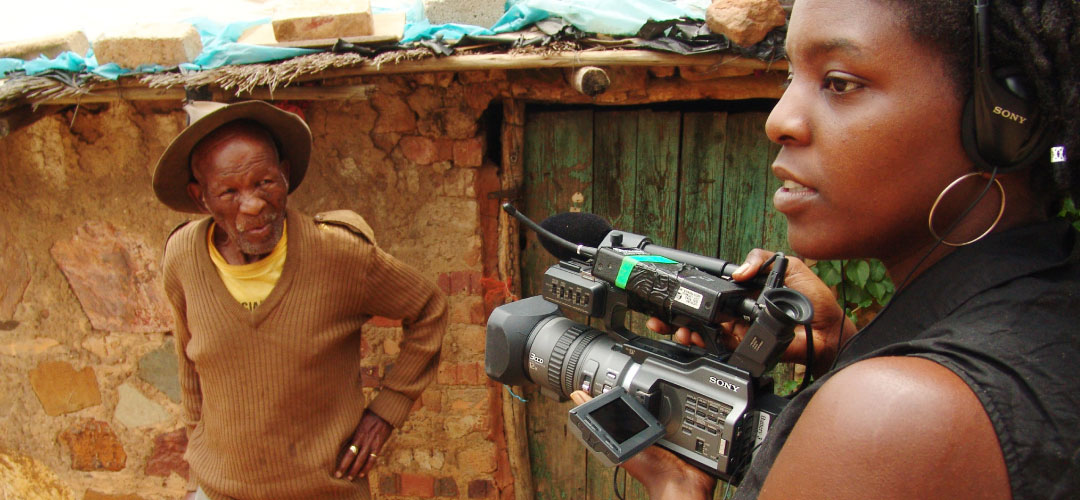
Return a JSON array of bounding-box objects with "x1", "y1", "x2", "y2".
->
[{"x1": 485, "y1": 204, "x2": 814, "y2": 484}]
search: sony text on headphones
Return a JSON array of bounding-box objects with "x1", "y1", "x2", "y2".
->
[{"x1": 960, "y1": 0, "x2": 1053, "y2": 172}]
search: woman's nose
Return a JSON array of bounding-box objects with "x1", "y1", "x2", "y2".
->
[{"x1": 765, "y1": 80, "x2": 811, "y2": 146}]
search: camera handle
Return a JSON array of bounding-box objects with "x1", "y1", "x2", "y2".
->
[
  {"x1": 728, "y1": 255, "x2": 815, "y2": 377},
  {"x1": 598, "y1": 283, "x2": 734, "y2": 362},
  {"x1": 601, "y1": 252, "x2": 814, "y2": 378}
]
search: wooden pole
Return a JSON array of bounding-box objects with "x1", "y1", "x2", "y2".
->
[
  {"x1": 21, "y1": 51, "x2": 784, "y2": 106},
  {"x1": 497, "y1": 98, "x2": 533, "y2": 500},
  {"x1": 301, "y1": 50, "x2": 785, "y2": 80},
  {"x1": 27, "y1": 84, "x2": 376, "y2": 105},
  {"x1": 570, "y1": 66, "x2": 611, "y2": 97}
]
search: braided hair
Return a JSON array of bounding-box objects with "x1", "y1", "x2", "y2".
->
[{"x1": 890, "y1": 0, "x2": 1080, "y2": 211}]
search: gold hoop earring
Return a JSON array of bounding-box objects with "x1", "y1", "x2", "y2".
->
[{"x1": 927, "y1": 172, "x2": 1006, "y2": 247}]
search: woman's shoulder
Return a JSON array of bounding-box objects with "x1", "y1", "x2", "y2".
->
[{"x1": 759, "y1": 356, "x2": 1011, "y2": 500}]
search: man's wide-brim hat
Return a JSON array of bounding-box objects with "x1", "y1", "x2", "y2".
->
[{"x1": 153, "y1": 100, "x2": 311, "y2": 213}]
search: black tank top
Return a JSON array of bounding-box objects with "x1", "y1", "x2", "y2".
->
[{"x1": 733, "y1": 220, "x2": 1080, "y2": 500}]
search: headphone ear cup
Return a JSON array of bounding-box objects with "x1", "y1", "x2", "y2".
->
[{"x1": 962, "y1": 67, "x2": 1051, "y2": 172}]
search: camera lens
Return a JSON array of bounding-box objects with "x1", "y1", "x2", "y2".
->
[{"x1": 525, "y1": 317, "x2": 622, "y2": 400}]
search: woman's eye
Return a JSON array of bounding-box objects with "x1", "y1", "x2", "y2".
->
[
  {"x1": 823, "y1": 76, "x2": 862, "y2": 94},
  {"x1": 782, "y1": 72, "x2": 794, "y2": 89}
]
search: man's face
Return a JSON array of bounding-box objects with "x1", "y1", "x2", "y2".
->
[{"x1": 187, "y1": 123, "x2": 289, "y2": 258}]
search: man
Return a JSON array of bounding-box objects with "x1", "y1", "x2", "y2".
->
[{"x1": 154, "y1": 100, "x2": 447, "y2": 500}]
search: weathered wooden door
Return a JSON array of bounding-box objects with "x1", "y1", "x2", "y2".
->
[{"x1": 517, "y1": 101, "x2": 788, "y2": 500}]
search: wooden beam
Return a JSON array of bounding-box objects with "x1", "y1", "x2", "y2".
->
[
  {"x1": 294, "y1": 50, "x2": 786, "y2": 83},
  {"x1": 24, "y1": 51, "x2": 784, "y2": 105},
  {"x1": 34, "y1": 84, "x2": 376, "y2": 105},
  {"x1": 497, "y1": 98, "x2": 533, "y2": 500},
  {"x1": 570, "y1": 66, "x2": 611, "y2": 97}
]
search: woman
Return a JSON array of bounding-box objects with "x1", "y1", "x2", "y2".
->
[{"x1": 573, "y1": 0, "x2": 1080, "y2": 498}]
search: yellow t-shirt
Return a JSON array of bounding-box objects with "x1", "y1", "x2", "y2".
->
[{"x1": 207, "y1": 222, "x2": 287, "y2": 311}]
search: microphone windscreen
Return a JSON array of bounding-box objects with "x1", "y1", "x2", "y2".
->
[{"x1": 538, "y1": 211, "x2": 613, "y2": 261}]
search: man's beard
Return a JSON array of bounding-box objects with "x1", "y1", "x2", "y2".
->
[{"x1": 233, "y1": 211, "x2": 284, "y2": 256}]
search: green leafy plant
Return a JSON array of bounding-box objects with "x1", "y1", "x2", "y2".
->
[
  {"x1": 775, "y1": 378, "x2": 801, "y2": 397},
  {"x1": 1058, "y1": 197, "x2": 1080, "y2": 232},
  {"x1": 812, "y1": 259, "x2": 895, "y2": 323},
  {"x1": 809, "y1": 197, "x2": 1078, "y2": 324}
]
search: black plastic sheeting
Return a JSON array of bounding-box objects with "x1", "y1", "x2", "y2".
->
[
  {"x1": 632, "y1": 18, "x2": 786, "y2": 60},
  {"x1": 370, "y1": 16, "x2": 786, "y2": 62}
]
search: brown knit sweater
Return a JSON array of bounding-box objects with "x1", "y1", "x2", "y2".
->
[{"x1": 162, "y1": 208, "x2": 447, "y2": 500}]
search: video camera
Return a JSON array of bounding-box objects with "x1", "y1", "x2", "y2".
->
[{"x1": 485, "y1": 204, "x2": 814, "y2": 483}]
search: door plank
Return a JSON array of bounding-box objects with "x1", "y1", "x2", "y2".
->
[
  {"x1": 522, "y1": 108, "x2": 595, "y2": 500},
  {"x1": 678, "y1": 111, "x2": 729, "y2": 258},
  {"x1": 718, "y1": 111, "x2": 772, "y2": 261}
]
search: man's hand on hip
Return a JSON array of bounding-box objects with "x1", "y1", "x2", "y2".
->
[{"x1": 335, "y1": 410, "x2": 393, "y2": 481}]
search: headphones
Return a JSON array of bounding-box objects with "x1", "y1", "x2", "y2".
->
[{"x1": 960, "y1": 0, "x2": 1053, "y2": 172}]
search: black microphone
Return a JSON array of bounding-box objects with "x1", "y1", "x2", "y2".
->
[
  {"x1": 538, "y1": 211, "x2": 611, "y2": 261},
  {"x1": 538, "y1": 211, "x2": 742, "y2": 279},
  {"x1": 503, "y1": 203, "x2": 599, "y2": 260}
]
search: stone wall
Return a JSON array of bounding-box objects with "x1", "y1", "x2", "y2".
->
[
  {"x1": 0, "y1": 68, "x2": 505, "y2": 499},
  {"x1": 0, "y1": 66, "x2": 783, "y2": 499}
]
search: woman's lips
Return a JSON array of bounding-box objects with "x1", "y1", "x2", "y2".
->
[
  {"x1": 781, "y1": 179, "x2": 811, "y2": 192},
  {"x1": 773, "y1": 178, "x2": 817, "y2": 213}
]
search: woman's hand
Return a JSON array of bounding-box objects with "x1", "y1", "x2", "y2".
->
[
  {"x1": 647, "y1": 249, "x2": 856, "y2": 376},
  {"x1": 570, "y1": 391, "x2": 715, "y2": 500}
]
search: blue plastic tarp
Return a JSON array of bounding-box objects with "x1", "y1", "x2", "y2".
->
[
  {"x1": 0, "y1": 0, "x2": 711, "y2": 79},
  {"x1": 489, "y1": 0, "x2": 706, "y2": 38},
  {"x1": 399, "y1": 0, "x2": 709, "y2": 42},
  {"x1": 0, "y1": 18, "x2": 316, "y2": 79},
  {"x1": 178, "y1": 17, "x2": 317, "y2": 71}
]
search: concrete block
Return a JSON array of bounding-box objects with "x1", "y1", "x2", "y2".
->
[
  {"x1": 93, "y1": 23, "x2": 202, "y2": 69},
  {"x1": 273, "y1": 0, "x2": 374, "y2": 42},
  {"x1": 0, "y1": 30, "x2": 89, "y2": 60},
  {"x1": 238, "y1": 23, "x2": 278, "y2": 45},
  {"x1": 423, "y1": 0, "x2": 505, "y2": 29}
]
